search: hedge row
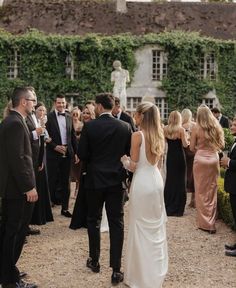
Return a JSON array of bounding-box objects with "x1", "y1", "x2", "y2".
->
[{"x1": 217, "y1": 177, "x2": 235, "y2": 230}]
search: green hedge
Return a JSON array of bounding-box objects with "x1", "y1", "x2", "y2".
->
[{"x1": 217, "y1": 177, "x2": 235, "y2": 229}]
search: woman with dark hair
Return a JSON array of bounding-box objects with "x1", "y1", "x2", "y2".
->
[{"x1": 30, "y1": 102, "x2": 53, "y2": 225}]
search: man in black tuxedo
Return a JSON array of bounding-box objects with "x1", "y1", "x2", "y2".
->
[
  {"x1": 0, "y1": 87, "x2": 38, "y2": 288},
  {"x1": 112, "y1": 97, "x2": 136, "y2": 132},
  {"x1": 220, "y1": 117, "x2": 236, "y2": 257},
  {"x1": 211, "y1": 107, "x2": 229, "y2": 128},
  {"x1": 78, "y1": 93, "x2": 131, "y2": 285},
  {"x1": 46, "y1": 95, "x2": 78, "y2": 217}
]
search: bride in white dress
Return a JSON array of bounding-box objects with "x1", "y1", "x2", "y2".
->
[{"x1": 121, "y1": 102, "x2": 168, "y2": 288}]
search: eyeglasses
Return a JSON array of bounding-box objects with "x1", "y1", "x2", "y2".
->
[{"x1": 26, "y1": 98, "x2": 37, "y2": 103}]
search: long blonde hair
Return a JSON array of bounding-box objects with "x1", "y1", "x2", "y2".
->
[
  {"x1": 136, "y1": 102, "x2": 164, "y2": 159},
  {"x1": 181, "y1": 108, "x2": 192, "y2": 125},
  {"x1": 196, "y1": 105, "x2": 224, "y2": 151},
  {"x1": 165, "y1": 110, "x2": 182, "y2": 139}
]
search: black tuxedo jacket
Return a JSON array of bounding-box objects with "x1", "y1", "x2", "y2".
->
[
  {"x1": 119, "y1": 111, "x2": 136, "y2": 132},
  {"x1": 220, "y1": 115, "x2": 229, "y2": 129},
  {"x1": 78, "y1": 114, "x2": 132, "y2": 189},
  {"x1": 224, "y1": 142, "x2": 236, "y2": 195},
  {"x1": 46, "y1": 110, "x2": 77, "y2": 159},
  {"x1": 25, "y1": 114, "x2": 40, "y2": 171},
  {"x1": 0, "y1": 111, "x2": 35, "y2": 199}
]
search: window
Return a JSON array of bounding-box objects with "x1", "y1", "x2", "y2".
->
[
  {"x1": 200, "y1": 53, "x2": 217, "y2": 80},
  {"x1": 126, "y1": 97, "x2": 142, "y2": 112},
  {"x1": 152, "y1": 50, "x2": 168, "y2": 81},
  {"x1": 202, "y1": 98, "x2": 215, "y2": 109},
  {"x1": 65, "y1": 52, "x2": 78, "y2": 80},
  {"x1": 155, "y1": 98, "x2": 169, "y2": 120},
  {"x1": 7, "y1": 50, "x2": 20, "y2": 79}
]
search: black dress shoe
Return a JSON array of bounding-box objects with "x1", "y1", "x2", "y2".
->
[
  {"x1": 111, "y1": 271, "x2": 124, "y2": 285},
  {"x1": 26, "y1": 228, "x2": 40, "y2": 236},
  {"x1": 225, "y1": 243, "x2": 236, "y2": 250},
  {"x1": 86, "y1": 258, "x2": 100, "y2": 273},
  {"x1": 225, "y1": 249, "x2": 236, "y2": 257},
  {"x1": 17, "y1": 279, "x2": 38, "y2": 288},
  {"x1": 19, "y1": 272, "x2": 27, "y2": 279},
  {"x1": 61, "y1": 210, "x2": 72, "y2": 218}
]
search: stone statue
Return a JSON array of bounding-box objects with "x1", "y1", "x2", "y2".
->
[{"x1": 111, "y1": 60, "x2": 130, "y2": 109}]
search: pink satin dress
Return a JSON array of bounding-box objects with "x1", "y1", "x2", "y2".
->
[{"x1": 193, "y1": 131, "x2": 219, "y2": 231}]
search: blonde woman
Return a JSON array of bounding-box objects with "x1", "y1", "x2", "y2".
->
[
  {"x1": 164, "y1": 111, "x2": 189, "y2": 217},
  {"x1": 190, "y1": 105, "x2": 224, "y2": 234},
  {"x1": 181, "y1": 108, "x2": 196, "y2": 207},
  {"x1": 81, "y1": 104, "x2": 96, "y2": 122},
  {"x1": 121, "y1": 102, "x2": 168, "y2": 288}
]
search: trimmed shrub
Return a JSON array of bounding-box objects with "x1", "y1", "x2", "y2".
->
[{"x1": 217, "y1": 177, "x2": 235, "y2": 229}]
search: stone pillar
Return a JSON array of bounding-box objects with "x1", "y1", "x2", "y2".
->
[{"x1": 116, "y1": 0, "x2": 127, "y2": 14}]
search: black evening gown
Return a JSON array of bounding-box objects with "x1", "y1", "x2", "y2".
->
[
  {"x1": 69, "y1": 162, "x2": 88, "y2": 229},
  {"x1": 30, "y1": 135, "x2": 54, "y2": 225},
  {"x1": 30, "y1": 167, "x2": 54, "y2": 225},
  {"x1": 164, "y1": 138, "x2": 187, "y2": 216}
]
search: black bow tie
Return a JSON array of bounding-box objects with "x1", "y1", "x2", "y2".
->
[
  {"x1": 113, "y1": 114, "x2": 118, "y2": 118},
  {"x1": 58, "y1": 112, "x2": 65, "y2": 116}
]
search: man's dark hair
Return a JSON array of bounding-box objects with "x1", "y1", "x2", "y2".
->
[
  {"x1": 11, "y1": 87, "x2": 30, "y2": 108},
  {"x1": 114, "y1": 97, "x2": 120, "y2": 106},
  {"x1": 211, "y1": 107, "x2": 220, "y2": 114},
  {"x1": 54, "y1": 94, "x2": 66, "y2": 101},
  {"x1": 95, "y1": 93, "x2": 115, "y2": 110}
]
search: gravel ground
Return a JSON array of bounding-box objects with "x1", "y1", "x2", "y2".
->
[{"x1": 19, "y1": 193, "x2": 236, "y2": 288}]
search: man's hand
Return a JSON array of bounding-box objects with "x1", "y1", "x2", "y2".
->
[
  {"x1": 54, "y1": 145, "x2": 66, "y2": 154},
  {"x1": 75, "y1": 154, "x2": 80, "y2": 164},
  {"x1": 36, "y1": 127, "x2": 44, "y2": 137},
  {"x1": 26, "y1": 188, "x2": 38, "y2": 202},
  {"x1": 38, "y1": 163, "x2": 44, "y2": 171},
  {"x1": 220, "y1": 156, "x2": 230, "y2": 168}
]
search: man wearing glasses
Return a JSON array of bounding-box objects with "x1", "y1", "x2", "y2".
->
[{"x1": 0, "y1": 87, "x2": 38, "y2": 288}]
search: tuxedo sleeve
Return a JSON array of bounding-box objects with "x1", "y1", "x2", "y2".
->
[
  {"x1": 125, "y1": 125, "x2": 132, "y2": 156},
  {"x1": 229, "y1": 159, "x2": 236, "y2": 171},
  {"x1": 77, "y1": 124, "x2": 89, "y2": 161},
  {"x1": 71, "y1": 126, "x2": 78, "y2": 156},
  {"x1": 6, "y1": 121, "x2": 35, "y2": 194},
  {"x1": 45, "y1": 116, "x2": 57, "y2": 150}
]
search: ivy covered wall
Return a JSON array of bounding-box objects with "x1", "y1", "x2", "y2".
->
[{"x1": 0, "y1": 29, "x2": 235, "y2": 116}]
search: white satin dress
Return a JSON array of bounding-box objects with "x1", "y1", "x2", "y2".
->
[{"x1": 124, "y1": 131, "x2": 168, "y2": 288}]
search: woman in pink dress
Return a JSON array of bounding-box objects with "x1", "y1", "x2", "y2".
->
[{"x1": 190, "y1": 105, "x2": 224, "y2": 234}]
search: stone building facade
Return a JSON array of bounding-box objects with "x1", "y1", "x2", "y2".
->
[{"x1": 0, "y1": 0, "x2": 235, "y2": 117}]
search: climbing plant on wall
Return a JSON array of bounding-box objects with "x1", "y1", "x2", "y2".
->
[{"x1": 0, "y1": 29, "x2": 235, "y2": 117}]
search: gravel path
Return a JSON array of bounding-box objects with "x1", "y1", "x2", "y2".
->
[{"x1": 19, "y1": 194, "x2": 236, "y2": 288}]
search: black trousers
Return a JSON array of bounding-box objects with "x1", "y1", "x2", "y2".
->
[
  {"x1": 0, "y1": 198, "x2": 34, "y2": 285},
  {"x1": 87, "y1": 185, "x2": 124, "y2": 270},
  {"x1": 230, "y1": 193, "x2": 236, "y2": 228},
  {"x1": 47, "y1": 156, "x2": 71, "y2": 210}
]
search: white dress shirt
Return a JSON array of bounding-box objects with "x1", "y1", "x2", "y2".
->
[{"x1": 55, "y1": 109, "x2": 67, "y2": 145}]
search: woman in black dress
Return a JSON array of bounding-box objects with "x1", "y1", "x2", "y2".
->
[
  {"x1": 70, "y1": 104, "x2": 95, "y2": 229},
  {"x1": 164, "y1": 111, "x2": 189, "y2": 216},
  {"x1": 30, "y1": 102, "x2": 54, "y2": 225}
]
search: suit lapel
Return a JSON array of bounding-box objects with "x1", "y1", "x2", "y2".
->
[
  {"x1": 52, "y1": 111, "x2": 61, "y2": 136},
  {"x1": 27, "y1": 114, "x2": 36, "y2": 129},
  {"x1": 65, "y1": 113, "x2": 71, "y2": 136},
  {"x1": 11, "y1": 111, "x2": 30, "y2": 135}
]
